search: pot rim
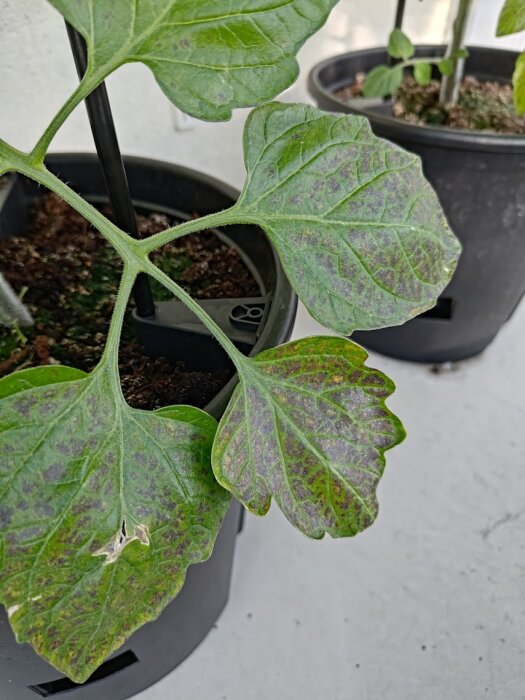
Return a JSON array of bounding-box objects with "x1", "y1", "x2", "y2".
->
[{"x1": 308, "y1": 44, "x2": 525, "y2": 153}]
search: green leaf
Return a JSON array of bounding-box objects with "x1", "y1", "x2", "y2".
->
[
  {"x1": 438, "y1": 58, "x2": 454, "y2": 76},
  {"x1": 413, "y1": 62, "x2": 432, "y2": 86},
  {"x1": 513, "y1": 52, "x2": 525, "y2": 114},
  {"x1": 234, "y1": 103, "x2": 461, "y2": 334},
  {"x1": 46, "y1": 0, "x2": 338, "y2": 121},
  {"x1": 0, "y1": 140, "x2": 11, "y2": 176},
  {"x1": 497, "y1": 0, "x2": 525, "y2": 35},
  {"x1": 212, "y1": 336, "x2": 405, "y2": 539},
  {"x1": 0, "y1": 364, "x2": 229, "y2": 682},
  {"x1": 387, "y1": 28, "x2": 415, "y2": 60},
  {"x1": 451, "y1": 48, "x2": 469, "y2": 59},
  {"x1": 363, "y1": 64, "x2": 404, "y2": 98},
  {"x1": 0, "y1": 366, "x2": 87, "y2": 399}
]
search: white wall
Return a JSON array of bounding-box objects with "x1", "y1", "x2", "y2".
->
[{"x1": 0, "y1": 0, "x2": 522, "y2": 189}]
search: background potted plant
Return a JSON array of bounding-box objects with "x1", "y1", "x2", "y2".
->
[
  {"x1": 309, "y1": 0, "x2": 525, "y2": 363},
  {"x1": 0, "y1": 1, "x2": 459, "y2": 698}
]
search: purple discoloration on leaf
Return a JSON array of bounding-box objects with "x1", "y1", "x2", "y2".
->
[
  {"x1": 235, "y1": 103, "x2": 461, "y2": 334},
  {"x1": 0, "y1": 364, "x2": 228, "y2": 683},
  {"x1": 213, "y1": 336, "x2": 405, "y2": 539},
  {"x1": 47, "y1": 0, "x2": 339, "y2": 121}
]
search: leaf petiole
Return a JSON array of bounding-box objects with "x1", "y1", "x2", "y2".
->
[
  {"x1": 138, "y1": 207, "x2": 245, "y2": 254},
  {"x1": 100, "y1": 263, "x2": 138, "y2": 388},
  {"x1": 29, "y1": 70, "x2": 105, "y2": 164},
  {"x1": 1, "y1": 140, "x2": 251, "y2": 375},
  {"x1": 141, "y1": 258, "x2": 247, "y2": 373}
]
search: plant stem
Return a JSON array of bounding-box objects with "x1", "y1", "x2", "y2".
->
[
  {"x1": 139, "y1": 208, "x2": 243, "y2": 254},
  {"x1": 0, "y1": 143, "x2": 137, "y2": 262},
  {"x1": 29, "y1": 75, "x2": 102, "y2": 164},
  {"x1": 0, "y1": 139, "x2": 248, "y2": 374},
  {"x1": 100, "y1": 264, "x2": 138, "y2": 384},
  {"x1": 142, "y1": 259, "x2": 246, "y2": 373},
  {"x1": 439, "y1": 0, "x2": 473, "y2": 106}
]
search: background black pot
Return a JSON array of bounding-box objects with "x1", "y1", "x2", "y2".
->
[
  {"x1": 309, "y1": 46, "x2": 525, "y2": 362},
  {"x1": 0, "y1": 154, "x2": 297, "y2": 700}
]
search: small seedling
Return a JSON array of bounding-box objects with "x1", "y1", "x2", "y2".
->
[
  {"x1": 497, "y1": 0, "x2": 525, "y2": 113},
  {"x1": 365, "y1": 0, "x2": 525, "y2": 114}
]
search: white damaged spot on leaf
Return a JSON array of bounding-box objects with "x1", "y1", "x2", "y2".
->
[
  {"x1": 94, "y1": 521, "x2": 150, "y2": 565},
  {"x1": 6, "y1": 594, "x2": 42, "y2": 619},
  {"x1": 0, "y1": 364, "x2": 227, "y2": 683},
  {"x1": 7, "y1": 603, "x2": 22, "y2": 618}
]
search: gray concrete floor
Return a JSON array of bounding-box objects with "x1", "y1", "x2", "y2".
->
[
  {"x1": 1, "y1": 2, "x2": 524, "y2": 697},
  {"x1": 131, "y1": 306, "x2": 525, "y2": 700}
]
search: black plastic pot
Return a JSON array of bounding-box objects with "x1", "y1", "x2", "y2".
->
[
  {"x1": 309, "y1": 46, "x2": 525, "y2": 362},
  {"x1": 0, "y1": 154, "x2": 297, "y2": 699}
]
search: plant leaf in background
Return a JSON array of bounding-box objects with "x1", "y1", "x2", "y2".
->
[
  {"x1": 0, "y1": 365, "x2": 229, "y2": 682},
  {"x1": 212, "y1": 337, "x2": 405, "y2": 539},
  {"x1": 47, "y1": 0, "x2": 338, "y2": 121},
  {"x1": 0, "y1": 365, "x2": 86, "y2": 398},
  {"x1": 512, "y1": 52, "x2": 525, "y2": 114},
  {"x1": 387, "y1": 28, "x2": 415, "y2": 61},
  {"x1": 414, "y1": 62, "x2": 432, "y2": 86},
  {"x1": 438, "y1": 58, "x2": 454, "y2": 76},
  {"x1": 0, "y1": 151, "x2": 8, "y2": 176},
  {"x1": 233, "y1": 103, "x2": 461, "y2": 334},
  {"x1": 363, "y1": 64, "x2": 404, "y2": 97},
  {"x1": 497, "y1": 0, "x2": 525, "y2": 113},
  {"x1": 497, "y1": 0, "x2": 525, "y2": 35}
]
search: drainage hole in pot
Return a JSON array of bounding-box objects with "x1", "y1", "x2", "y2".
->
[
  {"x1": 28, "y1": 650, "x2": 139, "y2": 696},
  {"x1": 420, "y1": 297, "x2": 454, "y2": 320}
]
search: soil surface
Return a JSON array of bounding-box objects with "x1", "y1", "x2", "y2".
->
[
  {"x1": 335, "y1": 74, "x2": 525, "y2": 134},
  {"x1": 0, "y1": 192, "x2": 260, "y2": 410}
]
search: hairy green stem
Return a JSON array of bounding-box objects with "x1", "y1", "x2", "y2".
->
[
  {"x1": 139, "y1": 207, "x2": 245, "y2": 254},
  {"x1": 141, "y1": 259, "x2": 246, "y2": 372},
  {"x1": 400, "y1": 57, "x2": 444, "y2": 69},
  {"x1": 100, "y1": 263, "x2": 138, "y2": 384},
  {"x1": 439, "y1": 0, "x2": 473, "y2": 106},
  {"x1": 0, "y1": 143, "x2": 137, "y2": 261},
  {"x1": 29, "y1": 73, "x2": 102, "y2": 164},
  {"x1": 0, "y1": 139, "x2": 247, "y2": 374}
]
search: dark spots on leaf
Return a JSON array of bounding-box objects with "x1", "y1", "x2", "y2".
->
[
  {"x1": 56, "y1": 441, "x2": 71, "y2": 455},
  {"x1": 13, "y1": 396, "x2": 37, "y2": 418},
  {"x1": 133, "y1": 451, "x2": 147, "y2": 466},
  {"x1": 20, "y1": 480, "x2": 33, "y2": 495},
  {"x1": 43, "y1": 462, "x2": 65, "y2": 481},
  {"x1": 0, "y1": 507, "x2": 13, "y2": 526}
]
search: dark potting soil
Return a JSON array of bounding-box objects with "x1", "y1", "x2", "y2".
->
[
  {"x1": 335, "y1": 74, "x2": 525, "y2": 134},
  {"x1": 0, "y1": 192, "x2": 260, "y2": 409}
]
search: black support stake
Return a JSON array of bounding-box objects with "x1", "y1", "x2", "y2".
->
[
  {"x1": 65, "y1": 23, "x2": 156, "y2": 318},
  {"x1": 388, "y1": 0, "x2": 407, "y2": 66},
  {"x1": 394, "y1": 0, "x2": 407, "y2": 30}
]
